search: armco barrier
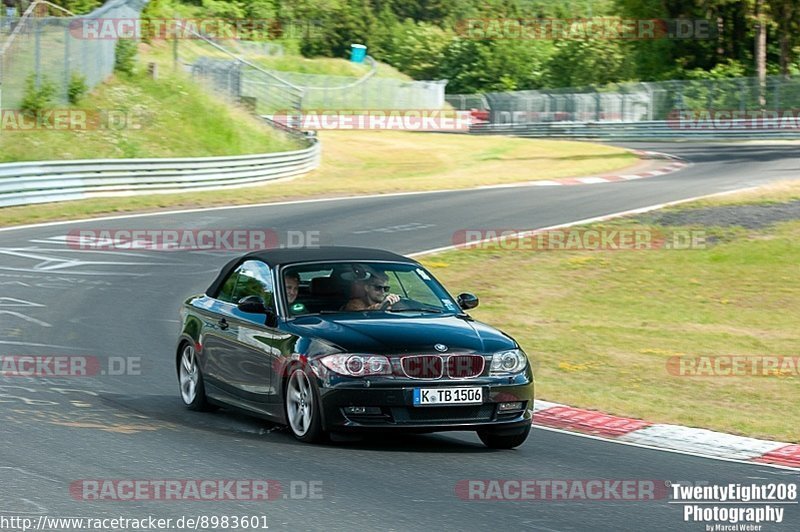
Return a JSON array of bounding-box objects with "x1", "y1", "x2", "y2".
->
[
  {"x1": 470, "y1": 120, "x2": 800, "y2": 140},
  {"x1": 0, "y1": 137, "x2": 320, "y2": 208}
]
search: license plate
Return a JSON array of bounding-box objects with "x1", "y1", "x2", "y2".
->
[{"x1": 413, "y1": 387, "x2": 482, "y2": 406}]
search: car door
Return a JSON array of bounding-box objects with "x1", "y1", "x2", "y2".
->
[{"x1": 213, "y1": 260, "x2": 290, "y2": 414}]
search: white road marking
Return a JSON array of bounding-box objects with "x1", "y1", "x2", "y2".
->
[
  {"x1": 0, "y1": 340, "x2": 93, "y2": 349},
  {"x1": 0, "y1": 297, "x2": 43, "y2": 307},
  {"x1": 0, "y1": 311, "x2": 51, "y2": 327},
  {"x1": 353, "y1": 222, "x2": 436, "y2": 235},
  {"x1": 533, "y1": 425, "x2": 799, "y2": 472},
  {"x1": 0, "y1": 248, "x2": 183, "y2": 276},
  {"x1": 410, "y1": 186, "x2": 761, "y2": 257}
]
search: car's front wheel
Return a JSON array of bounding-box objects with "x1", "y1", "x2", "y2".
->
[
  {"x1": 178, "y1": 343, "x2": 212, "y2": 411},
  {"x1": 477, "y1": 424, "x2": 531, "y2": 449},
  {"x1": 284, "y1": 367, "x2": 325, "y2": 443}
]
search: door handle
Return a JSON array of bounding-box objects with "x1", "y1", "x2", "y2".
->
[{"x1": 218, "y1": 318, "x2": 229, "y2": 330}]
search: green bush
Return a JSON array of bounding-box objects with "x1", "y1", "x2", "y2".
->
[
  {"x1": 67, "y1": 72, "x2": 88, "y2": 104},
  {"x1": 114, "y1": 38, "x2": 138, "y2": 75},
  {"x1": 20, "y1": 75, "x2": 56, "y2": 117}
]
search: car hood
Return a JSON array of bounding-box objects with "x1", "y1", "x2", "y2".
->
[{"x1": 283, "y1": 314, "x2": 517, "y2": 355}]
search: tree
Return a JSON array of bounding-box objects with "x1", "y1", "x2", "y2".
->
[
  {"x1": 768, "y1": 0, "x2": 800, "y2": 76},
  {"x1": 380, "y1": 20, "x2": 451, "y2": 79}
]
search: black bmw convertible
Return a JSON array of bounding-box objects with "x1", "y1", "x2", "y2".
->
[{"x1": 176, "y1": 247, "x2": 534, "y2": 448}]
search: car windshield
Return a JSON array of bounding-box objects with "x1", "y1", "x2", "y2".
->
[{"x1": 281, "y1": 261, "x2": 460, "y2": 316}]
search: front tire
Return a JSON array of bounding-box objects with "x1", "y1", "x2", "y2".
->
[
  {"x1": 477, "y1": 424, "x2": 531, "y2": 449},
  {"x1": 178, "y1": 343, "x2": 212, "y2": 411},
  {"x1": 284, "y1": 367, "x2": 325, "y2": 443}
]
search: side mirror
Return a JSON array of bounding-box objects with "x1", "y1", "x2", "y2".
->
[
  {"x1": 457, "y1": 292, "x2": 479, "y2": 310},
  {"x1": 237, "y1": 295, "x2": 267, "y2": 314},
  {"x1": 237, "y1": 296, "x2": 280, "y2": 327}
]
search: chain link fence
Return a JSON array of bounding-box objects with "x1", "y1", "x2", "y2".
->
[
  {"x1": 445, "y1": 94, "x2": 488, "y2": 111},
  {"x1": 175, "y1": 34, "x2": 447, "y2": 112},
  {"x1": 273, "y1": 71, "x2": 447, "y2": 110},
  {"x1": 449, "y1": 76, "x2": 800, "y2": 125},
  {"x1": 174, "y1": 32, "x2": 303, "y2": 116},
  {"x1": 0, "y1": 0, "x2": 147, "y2": 110}
]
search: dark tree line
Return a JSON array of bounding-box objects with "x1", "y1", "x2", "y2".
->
[{"x1": 48, "y1": 0, "x2": 800, "y2": 92}]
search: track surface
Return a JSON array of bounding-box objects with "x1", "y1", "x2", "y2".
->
[{"x1": 1, "y1": 143, "x2": 799, "y2": 531}]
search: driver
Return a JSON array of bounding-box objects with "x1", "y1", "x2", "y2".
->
[{"x1": 343, "y1": 266, "x2": 400, "y2": 311}]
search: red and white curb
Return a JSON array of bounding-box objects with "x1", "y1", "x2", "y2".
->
[
  {"x1": 532, "y1": 400, "x2": 800, "y2": 469},
  {"x1": 530, "y1": 149, "x2": 689, "y2": 187}
]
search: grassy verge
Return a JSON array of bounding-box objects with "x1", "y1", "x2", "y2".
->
[
  {"x1": 0, "y1": 132, "x2": 635, "y2": 227},
  {"x1": 420, "y1": 181, "x2": 800, "y2": 442},
  {"x1": 252, "y1": 55, "x2": 411, "y2": 80},
  {"x1": 0, "y1": 72, "x2": 300, "y2": 162}
]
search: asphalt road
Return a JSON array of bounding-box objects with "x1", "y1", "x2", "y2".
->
[{"x1": 0, "y1": 142, "x2": 798, "y2": 531}]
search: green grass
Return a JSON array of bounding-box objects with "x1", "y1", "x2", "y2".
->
[
  {"x1": 0, "y1": 131, "x2": 636, "y2": 227},
  {"x1": 252, "y1": 55, "x2": 411, "y2": 80},
  {"x1": 148, "y1": 36, "x2": 410, "y2": 81},
  {"x1": 419, "y1": 182, "x2": 800, "y2": 442},
  {"x1": 0, "y1": 70, "x2": 300, "y2": 162}
]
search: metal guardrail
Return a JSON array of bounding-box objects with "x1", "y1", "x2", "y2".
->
[
  {"x1": 471, "y1": 120, "x2": 800, "y2": 140},
  {"x1": 0, "y1": 137, "x2": 320, "y2": 208}
]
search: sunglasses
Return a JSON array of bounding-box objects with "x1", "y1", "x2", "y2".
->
[{"x1": 370, "y1": 284, "x2": 391, "y2": 292}]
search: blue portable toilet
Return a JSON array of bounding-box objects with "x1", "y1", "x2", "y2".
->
[{"x1": 350, "y1": 44, "x2": 367, "y2": 63}]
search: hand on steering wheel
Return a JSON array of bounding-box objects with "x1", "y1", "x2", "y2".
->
[{"x1": 379, "y1": 293, "x2": 401, "y2": 309}]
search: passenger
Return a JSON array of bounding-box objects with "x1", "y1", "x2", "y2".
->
[
  {"x1": 284, "y1": 271, "x2": 300, "y2": 304},
  {"x1": 343, "y1": 267, "x2": 400, "y2": 311},
  {"x1": 284, "y1": 271, "x2": 306, "y2": 314}
]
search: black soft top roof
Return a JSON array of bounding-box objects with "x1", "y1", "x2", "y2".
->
[{"x1": 205, "y1": 246, "x2": 417, "y2": 297}]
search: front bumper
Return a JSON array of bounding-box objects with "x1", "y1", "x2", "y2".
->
[{"x1": 314, "y1": 373, "x2": 534, "y2": 433}]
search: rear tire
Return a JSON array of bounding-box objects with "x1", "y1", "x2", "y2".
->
[
  {"x1": 284, "y1": 366, "x2": 325, "y2": 443},
  {"x1": 178, "y1": 343, "x2": 213, "y2": 411},
  {"x1": 477, "y1": 424, "x2": 531, "y2": 449}
]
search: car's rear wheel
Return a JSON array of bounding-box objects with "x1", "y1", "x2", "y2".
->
[
  {"x1": 178, "y1": 343, "x2": 212, "y2": 411},
  {"x1": 477, "y1": 424, "x2": 531, "y2": 449},
  {"x1": 285, "y1": 367, "x2": 325, "y2": 443}
]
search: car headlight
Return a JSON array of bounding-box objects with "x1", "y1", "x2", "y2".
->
[
  {"x1": 319, "y1": 354, "x2": 392, "y2": 377},
  {"x1": 490, "y1": 349, "x2": 528, "y2": 374}
]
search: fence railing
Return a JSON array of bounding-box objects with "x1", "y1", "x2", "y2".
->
[
  {"x1": 0, "y1": 136, "x2": 320, "y2": 207},
  {"x1": 470, "y1": 120, "x2": 800, "y2": 140},
  {"x1": 449, "y1": 75, "x2": 800, "y2": 125},
  {"x1": 175, "y1": 29, "x2": 447, "y2": 111},
  {"x1": 0, "y1": 0, "x2": 148, "y2": 110}
]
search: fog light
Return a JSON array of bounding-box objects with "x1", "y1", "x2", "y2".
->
[
  {"x1": 498, "y1": 401, "x2": 524, "y2": 412},
  {"x1": 344, "y1": 406, "x2": 367, "y2": 414}
]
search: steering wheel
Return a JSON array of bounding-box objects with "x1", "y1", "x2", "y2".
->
[{"x1": 379, "y1": 297, "x2": 413, "y2": 310}]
